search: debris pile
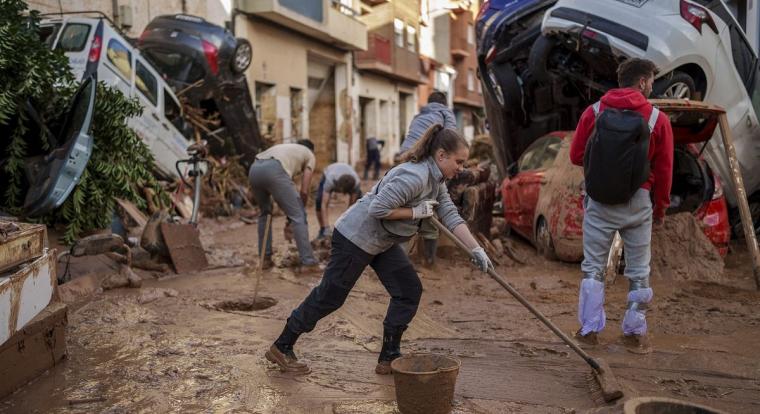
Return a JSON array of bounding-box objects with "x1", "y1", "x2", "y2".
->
[{"x1": 651, "y1": 213, "x2": 724, "y2": 282}]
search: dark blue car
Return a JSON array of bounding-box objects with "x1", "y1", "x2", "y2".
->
[{"x1": 476, "y1": 0, "x2": 567, "y2": 176}]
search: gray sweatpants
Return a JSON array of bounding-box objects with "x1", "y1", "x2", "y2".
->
[
  {"x1": 249, "y1": 159, "x2": 317, "y2": 265},
  {"x1": 579, "y1": 188, "x2": 653, "y2": 336}
]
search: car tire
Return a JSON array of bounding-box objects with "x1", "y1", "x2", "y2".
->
[
  {"x1": 535, "y1": 217, "x2": 556, "y2": 260},
  {"x1": 232, "y1": 38, "x2": 252, "y2": 73},
  {"x1": 489, "y1": 62, "x2": 526, "y2": 124},
  {"x1": 653, "y1": 71, "x2": 696, "y2": 100},
  {"x1": 527, "y1": 34, "x2": 555, "y2": 85}
]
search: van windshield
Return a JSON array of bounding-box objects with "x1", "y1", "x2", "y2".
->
[{"x1": 56, "y1": 23, "x2": 91, "y2": 52}]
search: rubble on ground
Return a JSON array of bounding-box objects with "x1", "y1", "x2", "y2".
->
[{"x1": 651, "y1": 213, "x2": 724, "y2": 281}]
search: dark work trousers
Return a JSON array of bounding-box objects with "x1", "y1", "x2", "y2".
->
[
  {"x1": 286, "y1": 230, "x2": 422, "y2": 335},
  {"x1": 364, "y1": 148, "x2": 381, "y2": 180}
]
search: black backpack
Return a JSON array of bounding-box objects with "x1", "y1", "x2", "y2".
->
[{"x1": 583, "y1": 101, "x2": 659, "y2": 205}]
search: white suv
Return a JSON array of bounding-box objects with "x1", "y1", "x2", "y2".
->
[
  {"x1": 541, "y1": 0, "x2": 760, "y2": 212},
  {"x1": 41, "y1": 15, "x2": 193, "y2": 178}
]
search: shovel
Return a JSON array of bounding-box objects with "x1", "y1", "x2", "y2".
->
[
  {"x1": 430, "y1": 217, "x2": 624, "y2": 402},
  {"x1": 162, "y1": 142, "x2": 209, "y2": 273}
]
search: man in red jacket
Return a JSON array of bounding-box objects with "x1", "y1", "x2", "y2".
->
[{"x1": 570, "y1": 58, "x2": 673, "y2": 353}]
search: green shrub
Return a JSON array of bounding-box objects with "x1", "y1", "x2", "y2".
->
[{"x1": 0, "y1": 0, "x2": 168, "y2": 244}]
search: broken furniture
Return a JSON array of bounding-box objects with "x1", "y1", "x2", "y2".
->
[{"x1": 0, "y1": 220, "x2": 67, "y2": 398}]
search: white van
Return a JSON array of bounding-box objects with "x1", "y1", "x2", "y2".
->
[{"x1": 41, "y1": 15, "x2": 193, "y2": 179}]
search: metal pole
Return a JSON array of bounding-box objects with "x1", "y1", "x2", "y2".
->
[
  {"x1": 190, "y1": 158, "x2": 201, "y2": 226},
  {"x1": 718, "y1": 114, "x2": 760, "y2": 289}
]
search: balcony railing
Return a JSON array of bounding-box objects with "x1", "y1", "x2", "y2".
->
[
  {"x1": 331, "y1": 0, "x2": 359, "y2": 17},
  {"x1": 356, "y1": 32, "x2": 392, "y2": 67}
]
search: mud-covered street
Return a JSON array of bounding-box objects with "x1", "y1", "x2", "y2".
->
[{"x1": 2, "y1": 205, "x2": 759, "y2": 414}]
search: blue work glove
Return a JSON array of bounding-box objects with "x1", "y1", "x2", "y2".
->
[{"x1": 471, "y1": 247, "x2": 493, "y2": 272}]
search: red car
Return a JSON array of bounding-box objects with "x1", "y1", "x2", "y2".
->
[{"x1": 501, "y1": 104, "x2": 730, "y2": 261}]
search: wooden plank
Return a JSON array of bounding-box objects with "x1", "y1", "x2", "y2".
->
[
  {"x1": 115, "y1": 198, "x2": 148, "y2": 229},
  {"x1": 0, "y1": 222, "x2": 45, "y2": 275},
  {"x1": 717, "y1": 115, "x2": 760, "y2": 288},
  {"x1": 0, "y1": 302, "x2": 67, "y2": 399}
]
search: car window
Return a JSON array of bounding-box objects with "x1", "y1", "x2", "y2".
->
[
  {"x1": 539, "y1": 138, "x2": 563, "y2": 169},
  {"x1": 56, "y1": 23, "x2": 90, "y2": 52},
  {"x1": 39, "y1": 23, "x2": 62, "y2": 48},
  {"x1": 518, "y1": 137, "x2": 548, "y2": 172},
  {"x1": 750, "y1": 64, "x2": 760, "y2": 120},
  {"x1": 106, "y1": 38, "x2": 132, "y2": 81},
  {"x1": 727, "y1": 25, "x2": 756, "y2": 92},
  {"x1": 164, "y1": 88, "x2": 185, "y2": 131},
  {"x1": 135, "y1": 59, "x2": 158, "y2": 106},
  {"x1": 697, "y1": 0, "x2": 757, "y2": 91}
]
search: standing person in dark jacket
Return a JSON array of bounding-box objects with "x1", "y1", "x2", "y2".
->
[
  {"x1": 364, "y1": 137, "x2": 383, "y2": 180},
  {"x1": 570, "y1": 59, "x2": 673, "y2": 353},
  {"x1": 265, "y1": 126, "x2": 493, "y2": 375},
  {"x1": 400, "y1": 91, "x2": 457, "y2": 152},
  {"x1": 398, "y1": 91, "x2": 458, "y2": 267}
]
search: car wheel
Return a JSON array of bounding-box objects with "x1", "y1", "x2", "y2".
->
[
  {"x1": 232, "y1": 38, "x2": 252, "y2": 73},
  {"x1": 653, "y1": 71, "x2": 696, "y2": 100},
  {"x1": 527, "y1": 34, "x2": 555, "y2": 85},
  {"x1": 489, "y1": 62, "x2": 526, "y2": 124},
  {"x1": 535, "y1": 217, "x2": 556, "y2": 260}
]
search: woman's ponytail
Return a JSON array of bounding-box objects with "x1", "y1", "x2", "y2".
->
[{"x1": 401, "y1": 124, "x2": 467, "y2": 163}]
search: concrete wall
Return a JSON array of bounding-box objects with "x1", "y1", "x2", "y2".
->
[
  {"x1": 236, "y1": 17, "x2": 353, "y2": 168},
  {"x1": 356, "y1": 73, "x2": 401, "y2": 164}
]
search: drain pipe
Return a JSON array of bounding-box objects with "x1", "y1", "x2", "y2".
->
[{"x1": 111, "y1": 0, "x2": 120, "y2": 27}]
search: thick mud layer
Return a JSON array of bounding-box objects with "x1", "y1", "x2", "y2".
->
[
  {"x1": 2, "y1": 206, "x2": 759, "y2": 413},
  {"x1": 651, "y1": 213, "x2": 724, "y2": 282}
]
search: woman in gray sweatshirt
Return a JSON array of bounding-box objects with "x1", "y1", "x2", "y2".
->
[{"x1": 265, "y1": 125, "x2": 493, "y2": 375}]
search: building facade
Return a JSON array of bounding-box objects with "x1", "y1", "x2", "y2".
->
[
  {"x1": 354, "y1": 0, "x2": 423, "y2": 165},
  {"x1": 28, "y1": 0, "x2": 230, "y2": 37},
  {"x1": 419, "y1": 0, "x2": 484, "y2": 142},
  {"x1": 234, "y1": 0, "x2": 367, "y2": 170}
]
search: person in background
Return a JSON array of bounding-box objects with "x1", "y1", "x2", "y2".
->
[
  {"x1": 364, "y1": 136, "x2": 384, "y2": 180},
  {"x1": 316, "y1": 162, "x2": 363, "y2": 239},
  {"x1": 248, "y1": 139, "x2": 320, "y2": 270},
  {"x1": 398, "y1": 91, "x2": 458, "y2": 268}
]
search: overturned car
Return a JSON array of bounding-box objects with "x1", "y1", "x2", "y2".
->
[{"x1": 138, "y1": 14, "x2": 262, "y2": 168}]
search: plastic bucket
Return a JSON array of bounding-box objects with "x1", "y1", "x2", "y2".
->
[
  {"x1": 391, "y1": 353, "x2": 461, "y2": 414},
  {"x1": 623, "y1": 397, "x2": 729, "y2": 414}
]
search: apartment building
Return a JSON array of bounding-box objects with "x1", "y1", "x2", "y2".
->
[
  {"x1": 234, "y1": 0, "x2": 367, "y2": 169},
  {"x1": 354, "y1": 0, "x2": 423, "y2": 165},
  {"x1": 419, "y1": 0, "x2": 484, "y2": 141}
]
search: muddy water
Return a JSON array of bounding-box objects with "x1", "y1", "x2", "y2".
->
[{"x1": 1, "y1": 210, "x2": 759, "y2": 413}]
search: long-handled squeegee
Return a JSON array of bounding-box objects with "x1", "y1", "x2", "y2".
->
[{"x1": 430, "y1": 217, "x2": 624, "y2": 402}]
